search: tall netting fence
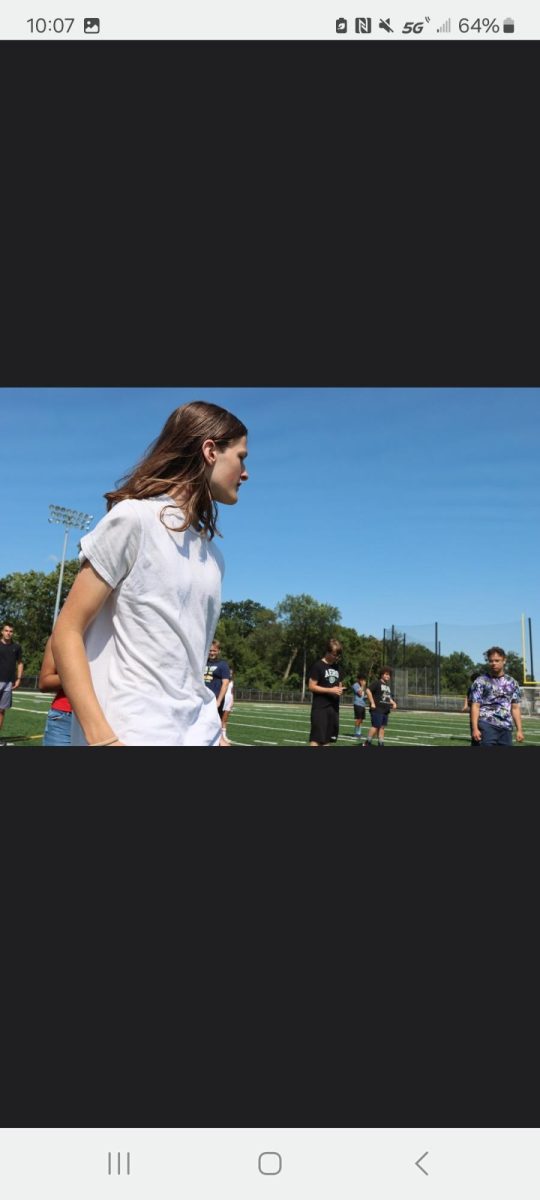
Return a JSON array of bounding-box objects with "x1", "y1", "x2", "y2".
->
[{"x1": 383, "y1": 620, "x2": 538, "y2": 714}]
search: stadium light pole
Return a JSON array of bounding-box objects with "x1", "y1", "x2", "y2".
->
[{"x1": 48, "y1": 504, "x2": 93, "y2": 628}]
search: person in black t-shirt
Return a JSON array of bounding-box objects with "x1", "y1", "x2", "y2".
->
[
  {"x1": 0, "y1": 623, "x2": 24, "y2": 735},
  {"x1": 364, "y1": 666, "x2": 397, "y2": 746},
  {"x1": 308, "y1": 637, "x2": 344, "y2": 746}
]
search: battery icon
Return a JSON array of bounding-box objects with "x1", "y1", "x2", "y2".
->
[{"x1": 503, "y1": 16, "x2": 514, "y2": 31}]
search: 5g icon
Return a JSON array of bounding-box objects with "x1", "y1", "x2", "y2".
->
[{"x1": 355, "y1": 16, "x2": 372, "y2": 32}]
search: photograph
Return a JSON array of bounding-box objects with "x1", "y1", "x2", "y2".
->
[{"x1": 1, "y1": 386, "x2": 538, "y2": 749}]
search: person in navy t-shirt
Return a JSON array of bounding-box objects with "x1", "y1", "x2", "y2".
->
[{"x1": 204, "y1": 639, "x2": 231, "y2": 718}]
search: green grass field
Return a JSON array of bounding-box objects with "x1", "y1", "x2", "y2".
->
[
  {"x1": 224, "y1": 701, "x2": 540, "y2": 746},
  {"x1": 3, "y1": 693, "x2": 538, "y2": 747}
]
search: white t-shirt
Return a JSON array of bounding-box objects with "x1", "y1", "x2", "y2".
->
[
  {"x1": 71, "y1": 495, "x2": 224, "y2": 746},
  {"x1": 223, "y1": 679, "x2": 234, "y2": 712}
]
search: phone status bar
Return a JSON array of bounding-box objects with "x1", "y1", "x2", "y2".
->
[{"x1": 1, "y1": 2, "x2": 538, "y2": 38}]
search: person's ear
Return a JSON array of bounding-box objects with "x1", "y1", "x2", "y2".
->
[{"x1": 202, "y1": 438, "x2": 218, "y2": 466}]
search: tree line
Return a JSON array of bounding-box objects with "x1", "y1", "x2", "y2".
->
[{"x1": 0, "y1": 564, "x2": 523, "y2": 693}]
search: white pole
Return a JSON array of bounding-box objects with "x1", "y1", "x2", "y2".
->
[{"x1": 52, "y1": 528, "x2": 69, "y2": 628}]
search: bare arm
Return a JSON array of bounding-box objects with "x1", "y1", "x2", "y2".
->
[
  {"x1": 366, "y1": 688, "x2": 375, "y2": 708},
  {"x1": 470, "y1": 700, "x2": 481, "y2": 741},
  {"x1": 13, "y1": 654, "x2": 24, "y2": 688},
  {"x1": 511, "y1": 702, "x2": 524, "y2": 741},
  {"x1": 308, "y1": 678, "x2": 344, "y2": 697},
  {"x1": 51, "y1": 560, "x2": 123, "y2": 746},
  {"x1": 216, "y1": 677, "x2": 231, "y2": 708},
  {"x1": 39, "y1": 636, "x2": 62, "y2": 692}
]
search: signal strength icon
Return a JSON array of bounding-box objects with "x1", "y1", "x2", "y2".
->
[{"x1": 437, "y1": 16, "x2": 451, "y2": 30}]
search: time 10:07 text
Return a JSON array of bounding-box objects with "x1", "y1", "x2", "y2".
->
[{"x1": 27, "y1": 17, "x2": 75, "y2": 32}]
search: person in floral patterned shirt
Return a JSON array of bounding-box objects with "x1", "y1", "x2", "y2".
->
[{"x1": 470, "y1": 647, "x2": 524, "y2": 747}]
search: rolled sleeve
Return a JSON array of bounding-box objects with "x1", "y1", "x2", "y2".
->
[{"x1": 79, "y1": 500, "x2": 142, "y2": 589}]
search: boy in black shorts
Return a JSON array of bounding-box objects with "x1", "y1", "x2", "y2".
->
[
  {"x1": 308, "y1": 638, "x2": 344, "y2": 746},
  {"x1": 364, "y1": 667, "x2": 397, "y2": 746},
  {"x1": 352, "y1": 673, "x2": 369, "y2": 741}
]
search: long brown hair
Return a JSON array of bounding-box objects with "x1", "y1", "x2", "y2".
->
[{"x1": 104, "y1": 401, "x2": 247, "y2": 539}]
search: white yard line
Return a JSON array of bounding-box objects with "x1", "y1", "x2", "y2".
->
[{"x1": 8, "y1": 700, "x2": 48, "y2": 710}]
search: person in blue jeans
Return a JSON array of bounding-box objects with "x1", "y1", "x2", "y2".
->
[
  {"x1": 39, "y1": 636, "x2": 73, "y2": 746},
  {"x1": 469, "y1": 647, "x2": 524, "y2": 747}
]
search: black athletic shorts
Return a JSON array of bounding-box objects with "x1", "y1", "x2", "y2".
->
[
  {"x1": 309, "y1": 705, "x2": 339, "y2": 745},
  {"x1": 353, "y1": 704, "x2": 366, "y2": 721}
]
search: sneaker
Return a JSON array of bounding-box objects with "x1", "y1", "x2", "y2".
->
[{"x1": 363, "y1": 739, "x2": 372, "y2": 746}]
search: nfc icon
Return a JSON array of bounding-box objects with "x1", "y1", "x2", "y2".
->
[
  {"x1": 108, "y1": 1152, "x2": 131, "y2": 1176},
  {"x1": 355, "y1": 16, "x2": 372, "y2": 31}
]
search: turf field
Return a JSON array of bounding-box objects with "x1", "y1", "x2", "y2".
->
[
  {"x1": 3, "y1": 693, "x2": 538, "y2": 747},
  {"x1": 223, "y1": 701, "x2": 540, "y2": 746}
]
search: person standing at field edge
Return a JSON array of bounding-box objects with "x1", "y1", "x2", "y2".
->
[
  {"x1": 51, "y1": 401, "x2": 249, "y2": 747},
  {"x1": 220, "y1": 666, "x2": 235, "y2": 745},
  {"x1": 0, "y1": 623, "x2": 24, "y2": 736},
  {"x1": 364, "y1": 666, "x2": 397, "y2": 746},
  {"x1": 204, "y1": 639, "x2": 231, "y2": 722},
  {"x1": 469, "y1": 646, "x2": 524, "y2": 747},
  {"x1": 308, "y1": 638, "x2": 345, "y2": 746},
  {"x1": 462, "y1": 669, "x2": 482, "y2": 746},
  {"x1": 352, "y1": 673, "x2": 369, "y2": 740},
  {"x1": 39, "y1": 635, "x2": 73, "y2": 746}
]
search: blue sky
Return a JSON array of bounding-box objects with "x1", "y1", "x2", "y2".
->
[{"x1": 2, "y1": 387, "x2": 539, "y2": 668}]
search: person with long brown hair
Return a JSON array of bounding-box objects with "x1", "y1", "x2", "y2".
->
[{"x1": 51, "y1": 401, "x2": 248, "y2": 746}]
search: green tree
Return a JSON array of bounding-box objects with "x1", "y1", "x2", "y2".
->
[
  {"x1": 0, "y1": 559, "x2": 80, "y2": 674},
  {"x1": 219, "y1": 599, "x2": 274, "y2": 638},
  {"x1": 505, "y1": 650, "x2": 525, "y2": 682},
  {"x1": 440, "y1": 651, "x2": 475, "y2": 695},
  {"x1": 335, "y1": 628, "x2": 383, "y2": 686},
  {"x1": 276, "y1": 594, "x2": 341, "y2": 700},
  {"x1": 215, "y1": 602, "x2": 280, "y2": 687}
]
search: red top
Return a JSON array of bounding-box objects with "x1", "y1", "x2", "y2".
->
[{"x1": 51, "y1": 689, "x2": 72, "y2": 713}]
